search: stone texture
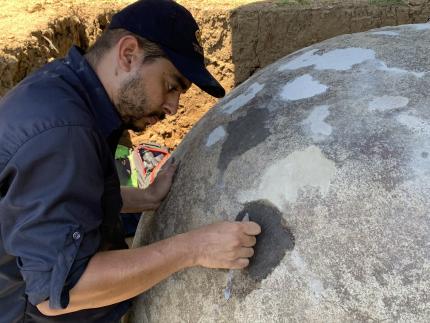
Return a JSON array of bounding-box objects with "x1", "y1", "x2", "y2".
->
[{"x1": 131, "y1": 23, "x2": 430, "y2": 322}]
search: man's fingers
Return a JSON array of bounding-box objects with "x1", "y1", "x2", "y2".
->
[
  {"x1": 151, "y1": 203, "x2": 161, "y2": 210},
  {"x1": 160, "y1": 156, "x2": 176, "y2": 171},
  {"x1": 231, "y1": 258, "x2": 250, "y2": 269},
  {"x1": 242, "y1": 221, "x2": 261, "y2": 236},
  {"x1": 191, "y1": 221, "x2": 261, "y2": 269},
  {"x1": 241, "y1": 235, "x2": 257, "y2": 247},
  {"x1": 159, "y1": 162, "x2": 177, "y2": 176},
  {"x1": 237, "y1": 247, "x2": 254, "y2": 258},
  {"x1": 165, "y1": 163, "x2": 177, "y2": 174}
]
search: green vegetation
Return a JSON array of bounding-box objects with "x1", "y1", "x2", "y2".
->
[
  {"x1": 278, "y1": 0, "x2": 405, "y2": 5},
  {"x1": 278, "y1": 0, "x2": 310, "y2": 4},
  {"x1": 368, "y1": 0, "x2": 405, "y2": 5}
]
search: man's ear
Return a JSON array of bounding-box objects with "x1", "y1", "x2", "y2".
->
[{"x1": 116, "y1": 35, "x2": 143, "y2": 73}]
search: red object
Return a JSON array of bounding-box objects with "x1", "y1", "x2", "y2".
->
[{"x1": 133, "y1": 143, "x2": 171, "y2": 186}]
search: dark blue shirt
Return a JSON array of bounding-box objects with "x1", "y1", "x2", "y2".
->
[{"x1": 0, "y1": 47, "x2": 131, "y2": 322}]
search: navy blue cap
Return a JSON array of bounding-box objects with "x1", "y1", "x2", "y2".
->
[{"x1": 109, "y1": 0, "x2": 225, "y2": 98}]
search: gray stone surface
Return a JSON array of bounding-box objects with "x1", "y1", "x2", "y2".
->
[{"x1": 130, "y1": 23, "x2": 430, "y2": 322}]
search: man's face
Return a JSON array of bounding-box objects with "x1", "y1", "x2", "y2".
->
[{"x1": 116, "y1": 56, "x2": 191, "y2": 130}]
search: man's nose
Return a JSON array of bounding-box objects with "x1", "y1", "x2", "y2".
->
[{"x1": 163, "y1": 95, "x2": 180, "y2": 115}]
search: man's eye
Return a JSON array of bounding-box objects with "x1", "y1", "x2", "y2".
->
[{"x1": 168, "y1": 84, "x2": 178, "y2": 93}]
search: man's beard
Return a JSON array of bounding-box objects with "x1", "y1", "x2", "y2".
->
[{"x1": 117, "y1": 74, "x2": 166, "y2": 130}]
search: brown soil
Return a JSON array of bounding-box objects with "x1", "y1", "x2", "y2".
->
[{"x1": 1, "y1": 0, "x2": 429, "y2": 149}]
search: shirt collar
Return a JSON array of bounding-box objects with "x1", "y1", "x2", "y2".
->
[{"x1": 64, "y1": 46, "x2": 124, "y2": 138}]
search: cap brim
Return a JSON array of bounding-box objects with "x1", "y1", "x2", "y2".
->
[{"x1": 161, "y1": 46, "x2": 225, "y2": 98}]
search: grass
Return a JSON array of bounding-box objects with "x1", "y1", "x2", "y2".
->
[
  {"x1": 179, "y1": 0, "x2": 407, "y2": 7},
  {"x1": 278, "y1": 0, "x2": 311, "y2": 4},
  {"x1": 368, "y1": 0, "x2": 405, "y2": 4},
  {"x1": 277, "y1": 0, "x2": 405, "y2": 5}
]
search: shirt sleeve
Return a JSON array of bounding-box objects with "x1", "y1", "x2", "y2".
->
[{"x1": 0, "y1": 125, "x2": 108, "y2": 309}]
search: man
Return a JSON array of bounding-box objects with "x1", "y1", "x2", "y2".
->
[{"x1": 0, "y1": 0, "x2": 261, "y2": 322}]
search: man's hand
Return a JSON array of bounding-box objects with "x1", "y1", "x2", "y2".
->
[
  {"x1": 36, "y1": 219, "x2": 261, "y2": 316},
  {"x1": 144, "y1": 158, "x2": 177, "y2": 208},
  {"x1": 120, "y1": 158, "x2": 177, "y2": 213},
  {"x1": 185, "y1": 221, "x2": 262, "y2": 269}
]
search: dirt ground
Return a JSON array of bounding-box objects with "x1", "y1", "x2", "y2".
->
[{"x1": 0, "y1": 0, "x2": 429, "y2": 149}]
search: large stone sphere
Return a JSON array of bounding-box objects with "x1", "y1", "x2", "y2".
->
[{"x1": 131, "y1": 23, "x2": 430, "y2": 322}]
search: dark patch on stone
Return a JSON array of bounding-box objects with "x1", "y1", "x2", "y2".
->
[
  {"x1": 345, "y1": 128, "x2": 407, "y2": 191},
  {"x1": 421, "y1": 151, "x2": 428, "y2": 158},
  {"x1": 331, "y1": 271, "x2": 352, "y2": 302},
  {"x1": 236, "y1": 200, "x2": 295, "y2": 281},
  {"x1": 218, "y1": 108, "x2": 270, "y2": 172},
  {"x1": 314, "y1": 49, "x2": 327, "y2": 56},
  {"x1": 357, "y1": 132, "x2": 401, "y2": 161},
  {"x1": 230, "y1": 270, "x2": 261, "y2": 300},
  {"x1": 372, "y1": 265, "x2": 388, "y2": 287}
]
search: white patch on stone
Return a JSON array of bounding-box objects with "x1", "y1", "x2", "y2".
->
[
  {"x1": 410, "y1": 146, "x2": 430, "y2": 180},
  {"x1": 396, "y1": 113, "x2": 430, "y2": 179},
  {"x1": 280, "y1": 75, "x2": 328, "y2": 101},
  {"x1": 368, "y1": 96, "x2": 409, "y2": 112},
  {"x1": 404, "y1": 23, "x2": 430, "y2": 31},
  {"x1": 222, "y1": 82, "x2": 265, "y2": 114},
  {"x1": 302, "y1": 105, "x2": 332, "y2": 141},
  {"x1": 377, "y1": 61, "x2": 426, "y2": 78},
  {"x1": 290, "y1": 249, "x2": 306, "y2": 271},
  {"x1": 279, "y1": 49, "x2": 318, "y2": 71},
  {"x1": 309, "y1": 278, "x2": 325, "y2": 299},
  {"x1": 279, "y1": 48, "x2": 376, "y2": 71},
  {"x1": 371, "y1": 31, "x2": 400, "y2": 36},
  {"x1": 290, "y1": 250, "x2": 325, "y2": 300},
  {"x1": 206, "y1": 126, "x2": 226, "y2": 147},
  {"x1": 238, "y1": 146, "x2": 336, "y2": 210},
  {"x1": 396, "y1": 113, "x2": 430, "y2": 135}
]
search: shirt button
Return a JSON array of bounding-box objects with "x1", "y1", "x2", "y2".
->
[{"x1": 72, "y1": 232, "x2": 81, "y2": 240}]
